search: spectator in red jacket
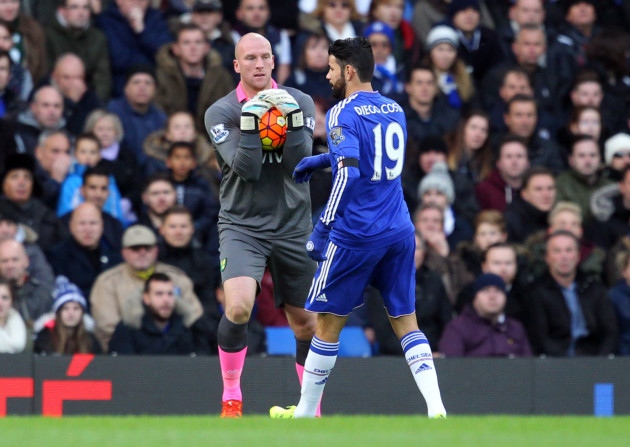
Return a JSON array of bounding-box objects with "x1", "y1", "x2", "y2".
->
[{"x1": 475, "y1": 134, "x2": 530, "y2": 211}]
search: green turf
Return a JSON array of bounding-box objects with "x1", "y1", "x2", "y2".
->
[{"x1": 0, "y1": 415, "x2": 627, "y2": 447}]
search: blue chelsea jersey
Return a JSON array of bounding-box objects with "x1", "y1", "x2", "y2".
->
[{"x1": 325, "y1": 91, "x2": 414, "y2": 249}]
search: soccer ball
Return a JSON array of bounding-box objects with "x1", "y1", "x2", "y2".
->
[{"x1": 259, "y1": 107, "x2": 287, "y2": 152}]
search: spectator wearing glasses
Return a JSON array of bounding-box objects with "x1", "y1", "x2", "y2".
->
[{"x1": 89, "y1": 224, "x2": 203, "y2": 351}]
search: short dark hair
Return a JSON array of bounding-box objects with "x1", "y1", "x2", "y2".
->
[
  {"x1": 506, "y1": 93, "x2": 536, "y2": 113},
  {"x1": 328, "y1": 37, "x2": 374, "y2": 83},
  {"x1": 82, "y1": 165, "x2": 110, "y2": 185},
  {"x1": 571, "y1": 69, "x2": 602, "y2": 91},
  {"x1": 570, "y1": 134, "x2": 597, "y2": 155},
  {"x1": 175, "y1": 23, "x2": 205, "y2": 41},
  {"x1": 167, "y1": 141, "x2": 196, "y2": 158},
  {"x1": 521, "y1": 165, "x2": 554, "y2": 190},
  {"x1": 143, "y1": 172, "x2": 174, "y2": 193},
  {"x1": 144, "y1": 272, "x2": 172, "y2": 293},
  {"x1": 482, "y1": 242, "x2": 516, "y2": 264},
  {"x1": 407, "y1": 63, "x2": 436, "y2": 82},
  {"x1": 545, "y1": 229, "x2": 580, "y2": 251},
  {"x1": 500, "y1": 66, "x2": 529, "y2": 87},
  {"x1": 498, "y1": 134, "x2": 529, "y2": 157},
  {"x1": 162, "y1": 205, "x2": 193, "y2": 223},
  {"x1": 75, "y1": 132, "x2": 101, "y2": 150}
]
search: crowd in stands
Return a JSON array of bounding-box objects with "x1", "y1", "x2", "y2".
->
[{"x1": 1, "y1": 0, "x2": 630, "y2": 359}]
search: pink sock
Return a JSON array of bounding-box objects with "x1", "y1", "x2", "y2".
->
[
  {"x1": 219, "y1": 347, "x2": 247, "y2": 401},
  {"x1": 296, "y1": 363, "x2": 321, "y2": 417}
]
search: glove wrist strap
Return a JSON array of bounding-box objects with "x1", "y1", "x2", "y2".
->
[
  {"x1": 286, "y1": 110, "x2": 304, "y2": 131},
  {"x1": 240, "y1": 113, "x2": 259, "y2": 134}
]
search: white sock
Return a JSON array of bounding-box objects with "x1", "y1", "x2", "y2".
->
[
  {"x1": 294, "y1": 336, "x2": 338, "y2": 418},
  {"x1": 401, "y1": 331, "x2": 446, "y2": 417}
]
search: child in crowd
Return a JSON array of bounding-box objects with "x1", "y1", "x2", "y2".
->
[
  {"x1": 165, "y1": 141, "x2": 219, "y2": 258},
  {"x1": 0, "y1": 278, "x2": 27, "y2": 353},
  {"x1": 33, "y1": 276, "x2": 101, "y2": 355},
  {"x1": 57, "y1": 133, "x2": 126, "y2": 224}
]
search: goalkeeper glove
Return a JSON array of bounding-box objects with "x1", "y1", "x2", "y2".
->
[
  {"x1": 241, "y1": 97, "x2": 273, "y2": 134},
  {"x1": 256, "y1": 89, "x2": 303, "y2": 131},
  {"x1": 306, "y1": 220, "x2": 331, "y2": 262},
  {"x1": 293, "y1": 153, "x2": 331, "y2": 183}
]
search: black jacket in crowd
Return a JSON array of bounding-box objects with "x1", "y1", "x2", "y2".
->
[
  {"x1": 46, "y1": 237, "x2": 123, "y2": 308},
  {"x1": 60, "y1": 210, "x2": 124, "y2": 252},
  {"x1": 526, "y1": 271, "x2": 618, "y2": 357},
  {"x1": 108, "y1": 306, "x2": 211, "y2": 356},
  {"x1": 504, "y1": 195, "x2": 550, "y2": 244}
]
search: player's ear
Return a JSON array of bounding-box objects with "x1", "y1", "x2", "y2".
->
[{"x1": 233, "y1": 59, "x2": 240, "y2": 74}]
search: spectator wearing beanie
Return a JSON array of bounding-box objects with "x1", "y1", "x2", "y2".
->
[
  {"x1": 438, "y1": 273, "x2": 532, "y2": 357},
  {"x1": 603, "y1": 133, "x2": 630, "y2": 182},
  {"x1": 0, "y1": 153, "x2": 68, "y2": 251},
  {"x1": 424, "y1": 25, "x2": 475, "y2": 109},
  {"x1": 33, "y1": 276, "x2": 101, "y2": 355},
  {"x1": 418, "y1": 161, "x2": 473, "y2": 250},
  {"x1": 446, "y1": 0, "x2": 505, "y2": 85}
]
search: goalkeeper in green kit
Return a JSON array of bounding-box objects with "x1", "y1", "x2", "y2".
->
[{"x1": 204, "y1": 32, "x2": 319, "y2": 418}]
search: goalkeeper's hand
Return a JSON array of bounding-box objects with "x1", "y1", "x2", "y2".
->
[
  {"x1": 256, "y1": 89, "x2": 303, "y2": 131},
  {"x1": 293, "y1": 153, "x2": 331, "y2": 183},
  {"x1": 306, "y1": 221, "x2": 331, "y2": 262},
  {"x1": 241, "y1": 97, "x2": 273, "y2": 134}
]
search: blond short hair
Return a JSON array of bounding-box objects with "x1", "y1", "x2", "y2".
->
[{"x1": 548, "y1": 201, "x2": 582, "y2": 226}]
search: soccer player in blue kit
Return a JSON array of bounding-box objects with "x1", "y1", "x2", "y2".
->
[{"x1": 270, "y1": 37, "x2": 447, "y2": 418}]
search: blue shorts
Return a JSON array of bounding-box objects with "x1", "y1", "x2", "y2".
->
[{"x1": 306, "y1": 233, "x2": 416, "y2": 317}]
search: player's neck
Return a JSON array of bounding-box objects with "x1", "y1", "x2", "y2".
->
[{"x1": 344, "y1": 82, "x2": 373, "y2": 98}]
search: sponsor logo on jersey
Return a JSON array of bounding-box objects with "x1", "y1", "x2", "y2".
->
[
  {"x1": 415, "y1": 363, "x2": 432, "y2": 374},
  {"x1": 262, "y1": 152, "x2": 283, "y2": 164},
  {"x1": 220, "y1": 258, "x2": 227, "y2": 272},
  {"x1": 329, "y1": 126, "x2": 345, "y2": 145},
  {"x1": 210, "y1": 124, "x2": 229, "y2": 144}
]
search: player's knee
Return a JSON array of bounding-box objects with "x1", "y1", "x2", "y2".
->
[
  {"x1": 225, "y1": 302, "x2": 253, "y2": 324},
  {"x1": 291, "y1": 316, "x2": 317, "y2": 339}
]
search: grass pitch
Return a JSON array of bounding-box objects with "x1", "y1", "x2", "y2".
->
[{"x1": 1, "y1": 415, "x2": 627, "y2": 447}]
